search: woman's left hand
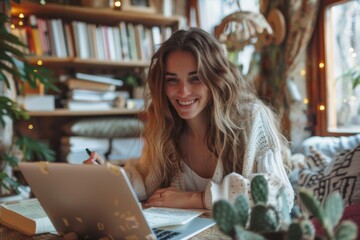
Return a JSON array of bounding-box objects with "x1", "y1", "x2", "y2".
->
[{"x1": 145, "y1": 187, "x2": 203, "y2": 209}]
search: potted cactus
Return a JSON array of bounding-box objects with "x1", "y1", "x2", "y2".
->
[{"x1": 212, "y1": 175, "x2": 358, "y2": 240}]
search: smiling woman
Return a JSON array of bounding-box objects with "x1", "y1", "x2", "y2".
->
[
  {"x1": 164, "y1": 51, "x2": 209, "y2": 121},
  {"x1": 84, "y1": 28, "x2": 294, "y2": 212}
]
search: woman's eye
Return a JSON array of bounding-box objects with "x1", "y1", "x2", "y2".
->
[
  {"x1": 166, "y1": 78, "x2": 178, "y2": 83},
  {"x1": 190, "y1": 76, "x2": 200, "y2": 82}
]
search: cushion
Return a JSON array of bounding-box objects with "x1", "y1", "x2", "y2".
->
[
  {"x1": 298, "y1": 144, "x2": 360, "y2": 206},
  {"x1": 64, "y1": 117, "x2": 144, "y2": 138},
  {"x1": 300, "y1": 134, "x2": 360, "y2": 160}
]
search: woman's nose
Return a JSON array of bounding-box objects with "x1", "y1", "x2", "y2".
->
[{"x1": 178, "y1": 82, "x2": 191, "y2": 96}]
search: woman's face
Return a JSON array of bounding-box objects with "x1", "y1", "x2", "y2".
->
[{"x1": 165, "y1": 50, "x2": 209, "y2": 120}]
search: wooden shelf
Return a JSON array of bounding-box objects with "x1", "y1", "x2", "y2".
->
[
  {"x1": 27, "y1": 56, "x2": 150, "y2": 68},
  {"x1": 27, "y1": 108, "x2": 141, "y2": 117},
  {"x1": 11, "y1": 1, "x2": 181, "y2": 28}
]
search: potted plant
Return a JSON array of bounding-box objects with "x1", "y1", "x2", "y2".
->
[
  {"x1": 0, "y1": 0, "x2": 58, "y2": 200},
  {"x1": 212, "y1": 175, "x2": 358, "y2": 240}
]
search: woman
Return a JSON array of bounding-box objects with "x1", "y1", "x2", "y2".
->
[{"x1": 85, "y1": 28, "x2": 294, "y2": 210}]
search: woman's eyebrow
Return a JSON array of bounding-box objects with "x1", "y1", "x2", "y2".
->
[
  {"x1": 165, "y1": 72, "x2": 177, "y2": 76},
  {"x1": 188, "y1": 71, "x2": 197, "y2": 76}
]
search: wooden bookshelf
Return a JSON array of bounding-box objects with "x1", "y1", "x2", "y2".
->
[
  {"x1": 27, "y1": 56, "x2": 150, "y2": 68},
  {"x1": 27, "y1": 108, "x2": 141, "y2": 117},
  {"x1": 11, "y1": 1, "x2": 181, "y2": 28},
  {"x1": 10, "y1": 1, "x2": 179, "y2": 162}
]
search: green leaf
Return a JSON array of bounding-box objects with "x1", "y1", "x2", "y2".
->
[
  {"x1": 4, "y1": 154, "x2": 20, "y2": 167},
  {"x1": 213, "y1": 200, "x2": 237, "y2": 236},
  {"x1": 251, "y1": 175, "x2": 269, "y2": 204},
  {"x1": 234, "y1": 194, "x2": 249, "y2": 227},
  {"x1": 323, "y1": 191, "x2": 343, "y2": 230},
  {"x1": 0, "y1": 96, "x2": 29, "y2": 127},
  {"x1": 0, "y1": 68, "x2": 11, "y2": 88},
  {"x1": 334, "y1": 220, "x2": 358, "y2": 240},
  {"x1": 299, "y1": 188, "x2": 323, "y2": 221},
  {"x1": 16, "y1": 135, "x2": 55, "y2": 161}
]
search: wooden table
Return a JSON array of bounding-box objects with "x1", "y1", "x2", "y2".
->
[{"x1": 0, "y1": 221, "x2": 230, "y2": 240}]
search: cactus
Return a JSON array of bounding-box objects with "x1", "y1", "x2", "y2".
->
[
  {"x1": 234, "y1": 194, "x2": 249, "y2": 227},
  {"x1": 212, "y1": 175, "x2": 358, "y2": 240},
  {"x1": 249, "y1": 204, "x2": 279, "y2": 232},
  {"x1": 299, "y1": 189, "x2": 357, "y2": 240},
  {"x1": 251, "y1": 175, "x2": 269, "y2": 204},
  {"x1": 212, "y1": 199, "x2": 237, "y2": 235}
]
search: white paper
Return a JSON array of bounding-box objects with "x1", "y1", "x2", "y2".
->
[{"x1": 143, "y1": 207, "x2": 203, "y2": 228}]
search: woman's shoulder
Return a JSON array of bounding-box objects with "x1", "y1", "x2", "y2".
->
[{"x1": 242, "y1": 100, "x2": 273, "y2": 119}]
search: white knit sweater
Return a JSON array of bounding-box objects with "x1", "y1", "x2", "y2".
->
[{"x1": 124, "y1": 103, "x2": 294, "y2": 210}]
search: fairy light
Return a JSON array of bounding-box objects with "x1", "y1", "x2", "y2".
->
[
  {"x1": 114, "y1": 0, "x2": 121, "y2": 8},
  {"x1": 319, "y1": 62, "x2": 325, "y2": 68},
  {"x1": 18, "y1": 21, "x2": 23, "y2": 26},
  {"x1": 349, "y1": 48, "x2": 354, "y2": 53},
  {"x1": 19, "y1": 13, "x2": 24, "y2": 18},
  {"x1": 319, "y1": 105, "x2": 325, "y2": 111},
  {"x1": 351, "y1": 53, "x2": 357, "y2": 58},
  {"x1": 10, "y1": 24, "x2": 15, "y2": 29},
  {"x1": 303, "y1": 98, "x2": 309, "y2": 104},
  {"x1": 37, "y1": 60, "x2": 43, "y2": 65},
  {"x1": 300, "y1": 69, "x2": 306, "y2": 76},
  {"x1": 28, "y1": 124, "x2": 34, "y2": 130},
  {"x1": 33, "y1": 69, "x2": 38, "y2": 73}
]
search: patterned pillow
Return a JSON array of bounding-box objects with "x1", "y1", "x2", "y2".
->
[{"x1": 298, "y1": 144, "x2": 360, "y2": 206}]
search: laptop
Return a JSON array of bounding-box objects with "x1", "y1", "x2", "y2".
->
[{"x1": 19, "y1": 162, "x2": 215, "y2": 239}]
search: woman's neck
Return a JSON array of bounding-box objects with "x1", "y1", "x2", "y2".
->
[{"x1": 185, "y1": 112, "x2": 208, "y2": 140}]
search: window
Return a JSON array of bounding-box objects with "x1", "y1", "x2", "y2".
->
[
  {"x1": 326, "y1": 0, "x2": 360, "y2": 132},
  {"x1": 308, "y1": 0, "x2": 360, "y2": 135}
]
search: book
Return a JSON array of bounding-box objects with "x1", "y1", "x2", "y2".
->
[
  {"x1": 0, "y1": 198, "x2": 56, "y2": 236},
  {"x1": 143, "y1": 207, "x2": 203, "y2": 228},
  {"x1": 67, "y1": 78, "x2": 116, "y2": 92},
  {"x1": 65, "y1": 100, "x2": 114, "y2": 110},
  {"x1": 68, "y1": 89, "x2": 129, "y2": 102},
  {"x1": 75, "y1": 72, "x2": 123, "y2": 86}
]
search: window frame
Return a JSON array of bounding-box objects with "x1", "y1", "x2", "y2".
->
[{"x1": 307, "y1": 0, "x2": 358, "y2": 136}]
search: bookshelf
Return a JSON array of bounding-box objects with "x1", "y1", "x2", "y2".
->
[
  {"x1": 11, "y1": 0, "x2": 181, "y2": 162},
  {"x1": 25, "y1": 108, "x2": 141, "y2": 117}
]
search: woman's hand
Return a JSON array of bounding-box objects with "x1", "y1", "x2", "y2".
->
[
  {"x1": 83, "y1": 151, "x2": 105, "y2": 165},
  {"x1": 145, "y1": 187, "x2": 204, "y2": 209}
]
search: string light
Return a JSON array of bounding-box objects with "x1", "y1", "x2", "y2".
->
[
  {"x1": 37, "y1": 60, "x2": 43, "y2": 65},
  {"x1": 114, "y1": 0, "x2": 122, "y2": 8},
  {"x1": 300, "y1": 69, "x2": 306, "y2": 76},
  {"x1": 28, "y1": 124, "x2": 34, "y2": 130},
  {"x1": 303, "y1": 98, "x2": 309, "y2": 104},
  {"x1": 19, "y1": 13, "x2": 24, "y2": 18},
  {"x1": 10, "y1": 24, "x2": 15, "y2": 29},
  {"x1": 319, "y1": 105, "x2": 325, "y2": 111},
  {"x1": 18, "y1": 21, "x2": 23, "y2": 26},
  {"x1": 319, "y1": 62, "x2": 325, "y2": 68}
]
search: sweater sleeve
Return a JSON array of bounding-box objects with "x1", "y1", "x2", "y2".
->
[
  {"x1": 123, "y1": 158, "x2": 147, "y2": 201},
  {"x1": 205, "y1": 152, "x2": 294, "y2": 211}
]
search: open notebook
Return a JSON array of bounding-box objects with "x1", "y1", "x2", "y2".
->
[{"x1": 19, "y1": 162, "x2": 215, "y2": 239}]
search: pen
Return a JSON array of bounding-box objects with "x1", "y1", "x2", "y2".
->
[{"x1": 85, "y1": 148, "x2": 101, "y2": 165}]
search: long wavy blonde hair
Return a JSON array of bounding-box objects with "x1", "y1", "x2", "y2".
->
[{"x1": 139, "y1": 28, "x2": 289, "y2": 187}]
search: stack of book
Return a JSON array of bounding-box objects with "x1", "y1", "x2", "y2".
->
[
  {"x1": 65, "y1": 73, "x2": 128, "y2": 110},
  {"x1": 11, "y1": 15, "x2": 173, "y2": 62}
]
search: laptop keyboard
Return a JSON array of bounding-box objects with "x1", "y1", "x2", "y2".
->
[{"x1": 153, "y1": 228, "x2": 180, "y2": 240}]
